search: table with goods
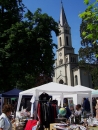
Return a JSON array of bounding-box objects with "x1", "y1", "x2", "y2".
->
[
  {"x1": 50, "y1": 116, "x2": 98, "y2": 130},
  {"x1": 12, "y1": 109, "x2": 31, "y2": 130}
]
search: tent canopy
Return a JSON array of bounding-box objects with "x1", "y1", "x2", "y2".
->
[
  {"x1": 92, "y1": 90, "x2": 98, "y2": 94},
  {"x1": 92, "y1": 90, "x2": 98, "y2": 97},
  {"x1": 17, "y1": 82, "x2": 92, "y2": 112},
  {"x1": 19, "y1": 82, "x2": 92, "y2": 96},
  {"x1": 74, "y1": 85, "x2": 95, "y2": 92},
  {"x1": 2, "y1": 88, "x2": 22, "y2": 97}
]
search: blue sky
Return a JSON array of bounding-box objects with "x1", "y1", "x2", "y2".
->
[{"x1": 22, "y1": 0, "x2": 88, "y2": 56}]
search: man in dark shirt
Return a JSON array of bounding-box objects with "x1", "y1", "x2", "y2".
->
[{"x1": 63, "y1": 103, "x2": 71, "y2": 119}]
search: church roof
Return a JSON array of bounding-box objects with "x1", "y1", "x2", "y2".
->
[{"x1": 59, "y1": 2, "x2": 68, "y2": 26}]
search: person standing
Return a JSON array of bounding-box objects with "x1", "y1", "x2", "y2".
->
[
  {"x1": 75, "y1": 104, "x2": 82, "y2": 116},
  {"x1": 82, "y1": 98, "x2": 90, "y2": 117},
  {"x1": 63, "y1": 103, "x2": 71, "y2": 119},
  {"x1": 92, "y1": 98, "x2": 96, "y2": 117},
  {"x1": 0, "y1": 99, "x2": 1, "y2": 115},
  {"x1": 0, "y1": 104, "x2": 14, "y2": 130}
]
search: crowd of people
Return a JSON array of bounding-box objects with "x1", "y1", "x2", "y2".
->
[
  {"x1": 0, "y1": 97, "x2": 97, "y2": 130},
  {"x1": 62, "y1": 97, "x2": 92, "y2": 120}
]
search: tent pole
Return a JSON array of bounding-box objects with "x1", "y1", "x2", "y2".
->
[
  {"x1": 35, "y1": 89, "x2": 39, "y2": 119},
  {"x1": 1, "y1": 97, "x2": 3, "y2": 114},
  {"x1": 89, "y1": 92, "x2": 93, "y2": 116},
  {"x1": 16, "y1": 94, "x2": 22, "y2": 112},
  {"x1": 61, "y1": 93, "x2": 64, "y2": 107}
]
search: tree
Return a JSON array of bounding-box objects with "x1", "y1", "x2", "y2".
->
[
  {"x1": 79, "y1": 0, "x2": 98, "y2": 87},
  {"x1": 0, "y1": 5, "x2": 59, "y2": 91},
  {"x1": 0, "y1": 0, "x2": 25, "y2": 91},
  {"x1": 0, "y1": 0, "x2": 24, "y2": 30},
  {"x1": 35, "y1": 74, "x2": 52, "y2": 87}
]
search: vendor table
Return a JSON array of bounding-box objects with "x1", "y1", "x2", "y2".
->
[
  {"x1": 50, "y1": 123, "x2": 58, "y2": 130},
  {"x1": 89, "y1": 127, "x2": 98, "y2": 130},
  {"x1": 50, "y1": 123, "x2": 98, "y2": 130}
]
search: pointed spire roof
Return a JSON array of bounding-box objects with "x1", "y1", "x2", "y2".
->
[{"x1": 59, "y1": 1, "x2": 68, "y2": 26}]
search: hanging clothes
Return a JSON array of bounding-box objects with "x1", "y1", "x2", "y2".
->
[
  {"x1": 39, "y1": 92, "x2": 50, "y2": 102},
  {"x1": 37, "y1": 92, "x2": 58, "y2": 128},
  {"x1": 37, "y1": 101, "x2": 58, "y2": 128},
  {"x1": 24, "y1": 120, "x2": 37, "y2": 130}
]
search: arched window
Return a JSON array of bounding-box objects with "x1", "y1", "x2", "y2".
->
[
  {"x1": 56, "y1": 62, "x2": 57, "y2": 67},
  {"x1": 65, "y1": 57, "x2": 68, "y2": 63},
  {"x1": 59, "y1": 59, "x2": 63, "y2": 65},
  {"x1": 59, "y1": 37, "x2": 62, "y2": 46},
  {"x1": 59, "y1": 79, "x2": 64, "y2": 84},
  {"x1": 53, "y1": 71, "x2": 55, "y2": 77},
  {"x1": 75, "y1": 75, "x2": 78, "y2": 85},
  {"x1": 65, "y1": 30, "x2": 69, "y2": 34},
  {"x1": 66, "y1": 36, "x2": 69, "y2": 46},
  {"x1": 74, "y1": 58, "x2": 76, "y2": 62},
  {"x1": 71, "y1": 57, "x2": 72, "y2": 62},
  {"x1": 73, "y1": 57, "x2": 74, "y2": 62}
]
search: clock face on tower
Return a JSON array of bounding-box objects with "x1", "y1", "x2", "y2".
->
[{"x1": 59, "y1": 52, "x2": 62, "y2": 56}]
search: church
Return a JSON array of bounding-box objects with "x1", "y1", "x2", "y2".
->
[{"x1": 53, "y1": 3, "x2": 92, "y2": 88}]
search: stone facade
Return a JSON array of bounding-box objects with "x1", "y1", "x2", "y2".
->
[{"x1": 53, "y1": 3, "x2": 92, "y2": 88}]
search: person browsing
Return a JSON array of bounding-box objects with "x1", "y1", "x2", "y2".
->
[{"x1": 0, "y1": 104, "x2": 14, "y2": 130}]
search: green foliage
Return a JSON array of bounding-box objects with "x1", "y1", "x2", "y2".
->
[
  {"x1": 94, "y1": 86, "x2": 98, "y2": 90},
  {"x1": 84, "y1": 0, "x2": 90, "y2": 5},
  {"x1": 79, "y1": 0, "x2": 98, "y2": 52},
  {"x1": 0, "y1": 1, "x2": 59, "y2": 91},
  {"x1": 79, "y1": 0, "x2": 98, "y2": 87}
]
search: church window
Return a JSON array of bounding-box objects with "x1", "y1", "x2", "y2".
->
[
  {"x1": 66, "y1": 57, "x2": 68, "y2": 63},
  {"x1": 56, "y1": 62, "x2": 57, "y2": 67},
  {"x1": 59, "y1": 52, "x2": 62, "y2": 56},
  {"x1": 53, "y1": 71, "x2": 55, "y2": 77},
  {"x1": 73, "y1": 57, "x2": 74, "y2": 62},
  {"x1": 59, "y1": 37, "x2": 62, "y2": 46},
  {"x1": 74, "y1": 58, "x2": 76, "y2": 63},
  {"x1": 59, "y1": 79, "x2": 64, "y2": 84},
  {"x1": 71, "y1": 57, "x2": 72, "y2": 62},
  {"x1": 65, "y1": 30, "x2": 69, "y2": 34},
  {"x1": 59, "y1": 30, "x2": 61, "y2": 34},
  {"x1": 59, "y1": 59, "x2": 63, "y2": 65},
  {"x1": 75, "y1": 75, "x2": 78, "y2": 85},
  {"x1": 66, "y1": 36, "x2": 69, "y2": 46}
]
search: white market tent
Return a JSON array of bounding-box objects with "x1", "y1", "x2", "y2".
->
[
  {"x1": 73, "y1": 85, "x2": 96, "y2": 104},
  {"x1": 92, "y1": 90, "x2": 98, "y2": 97},
  {"x1": 74, "y1": 85, "x2": 95, "y2": 92},
  {"x1": 53, "y1": 85, "x2": 96, "y2": 108},
  {"x1": 17, "y1": 82, "x2": 93, "y2": 114}
]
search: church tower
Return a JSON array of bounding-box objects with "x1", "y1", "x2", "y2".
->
[{"x1": 53, "y1": 2, "x2": 78, "y2": 86}]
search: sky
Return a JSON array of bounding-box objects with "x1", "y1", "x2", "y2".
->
[{"x1": 22, "y1": 0, "x2": 88, "y2": 56}]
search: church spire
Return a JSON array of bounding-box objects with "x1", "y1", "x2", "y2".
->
[{"x1": 59, "y1": 1, "x2": 68, "y2": 26}]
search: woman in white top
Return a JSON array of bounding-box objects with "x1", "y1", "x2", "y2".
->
[
  {"x1": 75, "y1": 104, "x2": 82, "y2": 116},
  {"x1": 0, "y1": 104, "x2": 14, "y2": 130}
]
